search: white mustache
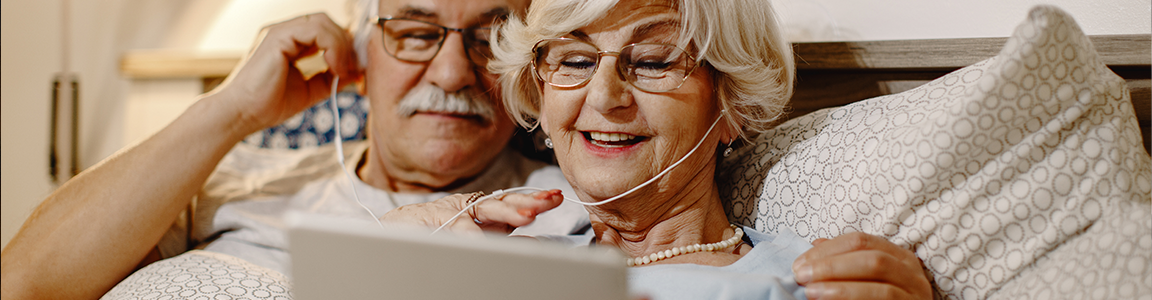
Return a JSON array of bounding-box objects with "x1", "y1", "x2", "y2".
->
[{"x1": 395, "y1": 85, "x2": 496, "y2": 123}]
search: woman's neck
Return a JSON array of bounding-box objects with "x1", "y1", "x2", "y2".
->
[{"x1": 588, "y1": 178, "x2": 739, "y2": 265}]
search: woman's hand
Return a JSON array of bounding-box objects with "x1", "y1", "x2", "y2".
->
[
  {"x1": 792, "y1": 232, "x2": 933, "y2": 300},
  {"x1": 380, "y1": 189, "x2": 566, "y2": 235},
  {"x1": 206, "y1": 12, "x2": 361, "y2": 135}
]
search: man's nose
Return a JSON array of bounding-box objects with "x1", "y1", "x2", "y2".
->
[{"x1": 424, "y1": 32, "x2": 478, "y2": 93}]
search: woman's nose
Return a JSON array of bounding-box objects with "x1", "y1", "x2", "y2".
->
[{"x1": 582, "y1": 55, "x2": 633, "y2": 114}]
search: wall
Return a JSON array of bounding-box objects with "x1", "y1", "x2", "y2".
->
[
  {"x1": 2, "y1": 0, "x2": 61, "y2": 250},
  {"x1": 122, "y1": 0, "x2": 350, "y2": 147},
  {"x1": 193, "y1": 0, "x2": 351, "y2": 51},
  {"x1": 1, "y1": 0, "x2": 349, "y2": 249},
  {"x1": 1, "y1": 0, "x2": 192, "y2": 249},
  {"x1": 774, "y1": 0, "x2": 1151, "y2": 42}
]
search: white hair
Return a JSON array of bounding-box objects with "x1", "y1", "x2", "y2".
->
[
  {"x1": 349, "y1": 0, "x2": 378, "y2": 70},
  {"x1": 489, "y1": 0, "x2": 795, "y2": 137}
]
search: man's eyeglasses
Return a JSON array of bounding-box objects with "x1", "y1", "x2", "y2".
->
[
  {"x1": 377, "y1": 17, "x2": 492, "y2": 67},
  {"x1": 531, "y1": 38, "x2": 699, "y2": 93}
]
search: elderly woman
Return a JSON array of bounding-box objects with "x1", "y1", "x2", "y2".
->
[{"x1": 384, "y1": 0, "x2": 933, "y2": 299}]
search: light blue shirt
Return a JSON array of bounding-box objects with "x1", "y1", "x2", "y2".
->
[{"x1": 543, "y1": 226, "x2": 811, "y2": 300}]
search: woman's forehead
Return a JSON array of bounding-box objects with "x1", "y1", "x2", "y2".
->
[{"x1": 575, "y1": 1, "x2": 680, "y2": 43}]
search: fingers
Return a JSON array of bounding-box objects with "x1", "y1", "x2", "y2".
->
[
  {"x1": 263, "y1": 13, "x2": 359, "y2": 79},
  {"x1": 379, "y1": 194, "x2": 487, "y2": 236},
  {"x1": 795, "y1": 249, "x2": 915, "y2": 285},
  {"x1": 379, "y1": 190, "x2": 566, "y2": 236},
  {"x1": 211, "y1": 12, "x2": 362, "y2": 132},
  {"x1": 804, "y1": 281, "x2": 913, "y2": 300},
  {"x1": 470, "y1": 190, "x2": 564, "y2": 228},
  {"x1": 793, "y1": 232, "x2": 916, "y2": 273},
  {"x1": 440, "y1": 212, "x2": 489, "y2": 236},
  {"x1": 792, "y1": 232, "x2": 933, "y2": 300}
]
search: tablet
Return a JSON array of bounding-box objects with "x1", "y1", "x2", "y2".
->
[{"x1": 286, "y1": 211, "x2": 629, "y2": 300}]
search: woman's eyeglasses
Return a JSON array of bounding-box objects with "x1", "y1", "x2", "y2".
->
[
  {"x1": 377, "y1": 17, "x2": 492, "y2": 67},
  {"x1": 531, "y1": 38, "x2": 699, "y2": 93}
]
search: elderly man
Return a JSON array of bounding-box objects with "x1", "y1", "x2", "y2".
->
[{"x1": 1, "y1": 0, "x2": 585, "y2": 298}]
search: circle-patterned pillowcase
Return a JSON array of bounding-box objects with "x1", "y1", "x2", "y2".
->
[
  {"x1": 102, "y1": 250, "x2": 293, "y2": 300},
  {"x1": 243, "y1": 92, "x2": 369, "y2": 149},
  {"x1": 719, "y1": 5, "x2": 1151, "y2": 300}
]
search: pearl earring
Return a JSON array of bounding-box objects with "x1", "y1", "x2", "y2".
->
[
  {"x1": 723, "y1": 140, "x2": 734, "y2": 157},
  {"x1": 544, "y1": 138, "x2": 553, "y2": 149}
]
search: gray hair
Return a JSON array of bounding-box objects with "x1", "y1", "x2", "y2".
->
[
  {"x1": 349, "y1": 0, "x2": 378, "y2": 70},
  {"x1": 488, "y1": 0, "x2": 795, "y2": 137}
]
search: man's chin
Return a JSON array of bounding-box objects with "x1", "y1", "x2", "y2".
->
[
  {"x1": 409, "y1": 146, "x2": 502, "y2": 182},
  {"x1": 392, "y1": 130, "x2": 510, "y2": 170},
  {"x1": 372, "y1": 113, "x2": 516, "y2": 176}
]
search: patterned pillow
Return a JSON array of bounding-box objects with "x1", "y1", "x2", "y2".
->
[
  {"x1": 102, "y1": 250, "x2": 293, "y2": 300},
  {"x1": 719, "y1": 5, "x2": 1151, "y2": 300},
  {"x1": 243, "y1": 91, "x2": 369, "y2": 149}
]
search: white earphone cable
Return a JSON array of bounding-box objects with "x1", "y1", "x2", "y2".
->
[
  {"x1": 561, "y1": 112, "x2": 725, "y2": 207},
  {"x1": 430, "y1": 187, "x2": 552, "y2": 234},
  {"x1": 431, "y1": 110, "x2": 727, "y2": 234},
  {"x1": 330, "y1": 76, "x2": 386, "y2": 229}
]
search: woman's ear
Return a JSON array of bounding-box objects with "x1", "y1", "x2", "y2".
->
[
  {"x1": 719, "y1": 110, "x2": 740, "y2": 144},
  {"x1": 537, "y1": 111, "x2": 550, "y2": 137}
]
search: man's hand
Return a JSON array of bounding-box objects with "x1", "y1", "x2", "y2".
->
[
  {"x1": 381, "y1": 189, "x2": 566, "y2": 235},
  {"x1": 792, "y1": 232, "x2": 933, "y2": 300},
  {"x1": 209, "y1": 12, "x2": 361, "y2": 134}
]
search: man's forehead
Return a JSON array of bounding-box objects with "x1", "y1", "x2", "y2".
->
[{"x1": 378, "y1": 0, "x2": 525, "y2": 26}]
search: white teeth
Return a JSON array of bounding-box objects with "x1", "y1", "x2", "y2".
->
[{"x1": 589, "y1": 132, "x2": 636, "y2": 142}]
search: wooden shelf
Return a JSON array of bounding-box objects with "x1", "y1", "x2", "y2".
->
[{"x1": 120, "y1": 50, "x2": 243, "y2": 79}]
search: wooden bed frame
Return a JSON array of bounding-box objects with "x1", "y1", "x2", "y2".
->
[{"x1": 787, "y1": 34, "x2": 1151, "y2": 153}]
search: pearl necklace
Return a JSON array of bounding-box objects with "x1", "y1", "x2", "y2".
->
[{"x1": 626, "y1": 224, "x2": 744, "y2": 267}]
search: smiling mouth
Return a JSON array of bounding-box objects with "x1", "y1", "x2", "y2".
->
[{"x1": 584, "y1": 131, "x2": 648, "y2": 148}]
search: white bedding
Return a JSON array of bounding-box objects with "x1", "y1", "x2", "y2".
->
[
  {"x1": 719, "y1": 5, "x2": 1151, "y2": 300},
  {"x1": 102, "y1": 250, "x2": 292, "y2": 300}
]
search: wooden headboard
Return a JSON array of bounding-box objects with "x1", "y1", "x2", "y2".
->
[
  {"x1": 121, "y1": 35, "x2": 1151, "y2": 152},
  {"x1": 787, "y1": 34, "x2": 1151, "y2": 153}
]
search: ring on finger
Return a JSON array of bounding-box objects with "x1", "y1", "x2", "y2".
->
[{"x1": 465, "y1": 192, "x2": 485, "y2": 224}]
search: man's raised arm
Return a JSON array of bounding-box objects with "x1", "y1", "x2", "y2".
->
[{"x1": 0, "y1": 13, "x2": 360, "y2": 300}]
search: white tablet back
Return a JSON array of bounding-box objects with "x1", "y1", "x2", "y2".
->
[{"x1": 287, "y1": 212, "x2": 628, "y2": 300}]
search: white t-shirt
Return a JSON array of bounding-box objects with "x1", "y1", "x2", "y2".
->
[{"x1": 158, "y1": 141, "x2": 589, "y2": 276}]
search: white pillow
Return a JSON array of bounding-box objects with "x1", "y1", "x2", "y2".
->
[
  {"x1": 102, "y1": 250, "x2": 294, "y2": 300},
  {"x1": 719, "y1": 5, "x2": 1151, "y2": 300}
]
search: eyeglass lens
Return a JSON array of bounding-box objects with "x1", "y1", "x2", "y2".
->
[
  {"x1": 380, "y1": 18, "x2": 492, "y2": 66},
  {"x1": 533, "y1": 39, "x2": 694, "y2": 93}
]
